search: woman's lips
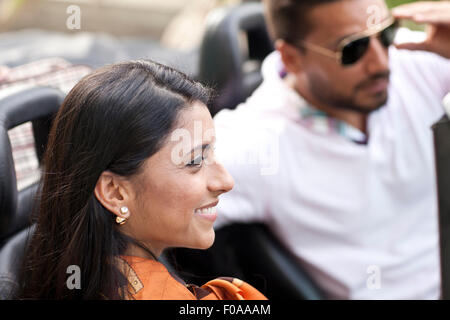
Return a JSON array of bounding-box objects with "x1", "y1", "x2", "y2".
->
[{"x1": 194, "y1": 201, "x2": 218, "y2": 222}]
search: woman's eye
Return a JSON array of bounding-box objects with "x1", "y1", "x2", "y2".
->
[
  {"x1": 186, "y1": 145, "x2": 213, "y2": 168},
  {"x1": 187, "y1": 155, "x2": 204, "y2": 167}
]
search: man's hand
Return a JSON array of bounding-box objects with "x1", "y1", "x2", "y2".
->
[{"x1": 392, "y1": 1, "x2": 450, "y2": 59}]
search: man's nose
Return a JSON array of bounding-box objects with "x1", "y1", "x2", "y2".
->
[{"x1": 364, "y1": 36, "x2": 390, "y2": 74}]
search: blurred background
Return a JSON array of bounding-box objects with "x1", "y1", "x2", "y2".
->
[
  {"x1": 0, "y1": 0, "x2": 436, "y2": 75},
  {"x1": 0, "y1": 0, "x2": 236, "y2": 76}
]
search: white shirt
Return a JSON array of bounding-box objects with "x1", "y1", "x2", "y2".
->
[{"x1": 213, "y1": 43, "x2": 450, "y2": 299}]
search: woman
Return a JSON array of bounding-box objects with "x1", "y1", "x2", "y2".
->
[{"x1": 17, "y1": 60, "x2": 266, "y2": 300}]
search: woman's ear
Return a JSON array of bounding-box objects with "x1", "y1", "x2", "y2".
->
[
  {"x1": 275, "y1": 39, "x2": 304, "y2": 74},
  {"x1": 94, "y1": 171, "x2": 132, "y2": 221}
]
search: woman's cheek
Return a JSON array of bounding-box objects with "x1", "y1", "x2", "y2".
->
[{"x1": 183, "y1": 174, "x2": 208, "y2": 204}]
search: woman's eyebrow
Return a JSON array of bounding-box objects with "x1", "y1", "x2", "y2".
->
[{"x1": 189, "y1": 143, "x2": 211, "y2": 154}]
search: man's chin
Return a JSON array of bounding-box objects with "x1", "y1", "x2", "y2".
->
[
  {"x1": 353, "y1": 91, "x2": 389, "y2": 114},
  {"x1": 368, "y1": 92, "x2": 389, "y2": 111}
]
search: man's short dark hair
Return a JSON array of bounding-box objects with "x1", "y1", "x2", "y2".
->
[{"x1": 263, "y1": 0, "x2": 341, "y2": 44}]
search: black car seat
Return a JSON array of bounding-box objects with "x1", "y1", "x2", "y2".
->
[
  {"x1": 197, "y1": 1, "x2": 274, "y2": 116},
  {"x1": 433, "y1": 106, "x2": 450, "y2": 300},
  {"x1": 165, "y1": 223, "x2": 325, "y2": 299},
  {"x1": 0, "y1": 86, "x2": 65, "y2": 299}
]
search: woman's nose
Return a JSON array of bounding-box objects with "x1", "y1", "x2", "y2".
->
[{"x1": 208, "y1": 161, "x2": 234, "y2": 194}]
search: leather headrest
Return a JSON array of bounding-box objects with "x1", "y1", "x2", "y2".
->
[
  {"x1": 0, "y1": 86, "x2": 65, "y2": 242},
  {"x1": 198, "y1": 2, "x2": 273, "y2": 116}
]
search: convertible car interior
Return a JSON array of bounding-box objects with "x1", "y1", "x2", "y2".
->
[{"x1": 0, "y1": 2, "x2": 448, "y2": 300}]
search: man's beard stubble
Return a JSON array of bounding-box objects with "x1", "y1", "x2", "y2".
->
[{"x1": 308, "y1": 70, "x2": 391, "y2": 115}]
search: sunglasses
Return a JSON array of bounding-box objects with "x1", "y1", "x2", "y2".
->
[{"x1": 298, "y1": 16, "x2": 399, "y2": 66}]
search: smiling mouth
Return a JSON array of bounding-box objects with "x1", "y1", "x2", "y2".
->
[
  {"x1": 194, "y1": 206, "x2": 217, "y2": 215},
  {"x1": 194, "y1": 200, "x2": 219, "y2": 217}
]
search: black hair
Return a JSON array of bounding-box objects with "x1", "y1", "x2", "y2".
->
[{"x1": 264, "y1": 0, "x2": 341, "y2": 44}]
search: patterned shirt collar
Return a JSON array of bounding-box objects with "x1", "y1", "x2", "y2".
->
[
  {"x1": 298, "y1": 103, "x2": 368, "y2": 145},
  {"x1": 278, "y1": 67, "x2": 368, "y2": 145}
]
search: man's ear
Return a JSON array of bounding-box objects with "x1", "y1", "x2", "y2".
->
[
  {"x1": 94, "y1": 171, "x2": 132, "y2": 220},
  {"x1": 275, "y1": 39, "x2": 304, "y2": 74}
]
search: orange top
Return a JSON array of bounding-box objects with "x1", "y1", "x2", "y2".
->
[{"x1": 119, "y1": 256, "x2": 267, "y2": 300}]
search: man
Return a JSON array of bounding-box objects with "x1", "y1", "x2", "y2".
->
[{"x1": 213, "y1": 0, "x2": 450, "y2": 299}]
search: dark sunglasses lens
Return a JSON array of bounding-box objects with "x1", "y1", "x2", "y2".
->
[
  {"x1": 342, "y1": 37, "x2": 370, "y2": 65},
  {"x1": 379, "y1": 23, "x2": 398, "y2": 47}
]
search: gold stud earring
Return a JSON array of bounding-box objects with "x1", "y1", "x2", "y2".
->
[{"x1": 116, "y1": 206, "x2": 129, "y2": 225}]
